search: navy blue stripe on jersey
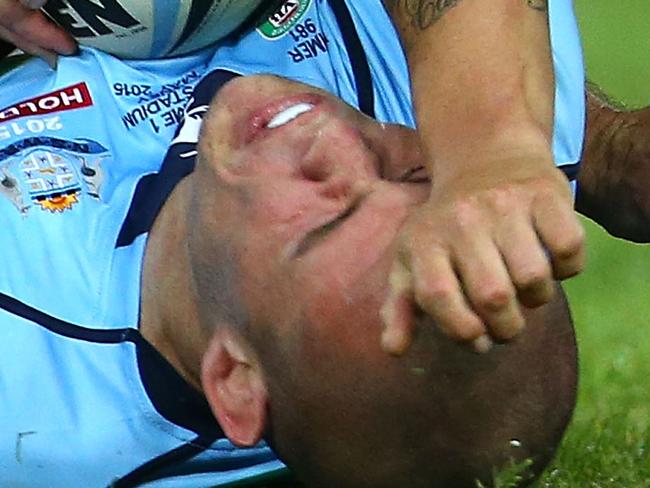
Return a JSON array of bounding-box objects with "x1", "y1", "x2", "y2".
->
[
  {"x1": 327, "y1": 0, "x2": 376, "y2": 119},
  {"x1": 116, "y1": 69, "x2": 240, "y2": 248},
  {"x1": 113, "y1": 430, "x2": 283, "y2": 487},
  {"x1": 0, "y1": 291, "x2": 131, "y2": 343},
  {"x1": 0, "y1": 292, "x2": 222, "y2": 437},
  {"x1": 560, "y1": 162, "x2": 580, "y2": 181},
  {"x1": 137, "y1": 335, "x2": 223, "y2": 436},
  {"x1": 170, "y1": 0, "x2": 216, "y2": 53},
  {"x1": 111, "y1": 433, "x2": 220, "y2": 488}
]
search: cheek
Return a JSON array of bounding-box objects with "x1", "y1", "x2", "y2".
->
[
  {"x1": 231, "y1": 187, "x2": 344, "y2": 329},
  {"x1": 238, "y1": 251, "x2": 304, "y2": 348}
]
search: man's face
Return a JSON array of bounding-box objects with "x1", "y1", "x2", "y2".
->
[
  {"x1": 197, "y1": 75, "x2": 427, "y2": 358},
  {"x1": 191, "y1": 74, "x2": 440, "y2": 485},
  {"x1": 193, "y1": 76, "x2": 577, "y2": 488}
]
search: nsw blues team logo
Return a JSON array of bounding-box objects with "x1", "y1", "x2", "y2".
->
[{"x1": 0, "y1": 137, "x2": 107, "y2": 214}]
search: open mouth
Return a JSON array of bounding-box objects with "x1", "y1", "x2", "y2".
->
[
  {"x1": 266, "y1": 102, "x2": 316, "y2": 128},
  {"x1": 245, "y1": 94, "x2": 323, "y2": 144}
]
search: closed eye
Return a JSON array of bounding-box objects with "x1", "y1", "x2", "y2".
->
[
  {"x1": 292, "y1": 196, "x2": 364, "y2": 258},
  {"x1": 397, "y1": 166, "x2": 428, "y2": 183}
]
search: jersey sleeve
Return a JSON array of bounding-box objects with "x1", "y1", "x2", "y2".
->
[{"x1": 549, "y1": 0, "x2": 586, "y2": 175}]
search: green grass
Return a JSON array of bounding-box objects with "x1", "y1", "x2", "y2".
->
[
  {"x1": 534, "y1": 2, "x2": 650, "y2": 484},
  {"x1": 537, "y1": 221, "x2": 650, "y2": 486}
]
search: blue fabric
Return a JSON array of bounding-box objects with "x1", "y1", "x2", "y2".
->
[
  {"x1": 550, "y1": 0, "x2": 586, "y2": 166},
  {"x1": 0, "y1": 47, "x2": 283, "y2": 487},
  {"x1": 0, "y1": 0, "x2": 585, "y2": 486}
]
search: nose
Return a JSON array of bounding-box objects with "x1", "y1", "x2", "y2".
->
[{"x1": 298, "y1": 117, "x2": 380, "y2": 202}]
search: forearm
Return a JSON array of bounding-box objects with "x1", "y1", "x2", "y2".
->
[
  {"x1": 380, "y1": 0, "x2": 586, "y2": 354},
  {"x1": 577, "y1": 86, "x2": 650, "y2": 242},
  {"x1": 387, "y1": 0, "x2": 555, "y2": 182}
]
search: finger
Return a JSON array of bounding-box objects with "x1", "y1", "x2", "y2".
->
[
  {"x1": 410, "y1": 250, "x2": 486, "y2": 343},
  {"x1": 3, "y1": 5, "x2": 77, "y2": 55},
  {"x1": 454, "y1": 235, "x2": 525, "y2": 342},
  {"x1": 495, "y1": 217, "x2": 554, "y2": 308},
  {"x1": 471, "y1": 335, "x2": 494, "y2": 354},
  {"x1": 533, "y1": 193, "x2": 586, "y2": 280},
  {"x1": 0, "y1": 24, "x2": 57, "y2": 67},
  {"x1": 380, "y1": 261, "x2": 415, "y2": 355},
  {"x1": 19, "y1": 0, "x2": 47, "y2": 8}
]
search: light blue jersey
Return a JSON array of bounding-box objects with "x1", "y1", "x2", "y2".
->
[
  {"x1": 0, "y1": 0, "x2": 585, "y2": 486},
  {"x1": 200, "y1": 0, "x2": 585, "y2": 170}
]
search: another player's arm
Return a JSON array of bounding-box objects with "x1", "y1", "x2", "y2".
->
[
  {"x1": 379, "y1": 0, "x2": 585, "y2": 353},
  {"x1": 385, "y1": 0, "x2": 556, "y2": 177},
  {"x1": 577, "y1": 84, "x2": 650, "y2": 243}
]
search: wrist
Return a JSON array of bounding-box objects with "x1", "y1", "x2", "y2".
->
[
  {"x1": 426, "y1": 132, "x2": 556, "y2": 185},
  {"x1": 428, "y1": 154, "x2": 568, "y2": 201},
  {"x1": 583, "y1": 102, "x2": 627, "y2": 182}
]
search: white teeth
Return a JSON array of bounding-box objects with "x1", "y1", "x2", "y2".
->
[{"x1": 266, "y1": 103, "x2": 315, "y2": 129}]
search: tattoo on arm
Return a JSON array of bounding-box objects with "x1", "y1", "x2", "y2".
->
[
  {"x1": 526, "y1": 0, "x2": 548, "y2": 12},
  {"x1": 393, "y1": 0, "x2": 462, "y2": 30},
  {"x1": 392, "y1": 0, "x2": 547, "y2": 31}
]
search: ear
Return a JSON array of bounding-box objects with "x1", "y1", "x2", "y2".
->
[{"x1": 201, "y1": 328, "x2": 268, "y2": 447}]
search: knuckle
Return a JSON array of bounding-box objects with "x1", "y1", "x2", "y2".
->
[
  {"x1": 415, "y1": 279, "x2": 456, "y2": 309},
  {"x1": 397, "y1": 231, "x2": 443, "y2": 262},
  {"x1": 13, "y1": 23, "x2": 31, "y2": 38},
  {"x1": 534, "y1": 178, "x2": 560, "y2": 199},
  {"x1": 553, "y1": 226, "x2": 586, "y2": 259},
  {"x1": 451, "y1": 200, "x2": 481, "y2": 231},
  {"x1": 489, "y1": 186, "x2": 519, "y2": 211},
  {"x1": 513, "y1": 265, "x2": 551, "y2": 290},
  {"x1": 475, "y1": 285, "x2": 515, "y2": 313}
]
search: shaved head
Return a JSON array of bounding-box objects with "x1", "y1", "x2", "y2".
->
[
  {"x1": 184, "y1": 75, "x2": 577, "y2": 487},
  {"x1": 254, "y1": 285, "x2": 576, "y2": 488}
]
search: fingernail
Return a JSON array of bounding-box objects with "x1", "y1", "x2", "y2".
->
[
  {"x1": 471, "y1": 335, "x2": 493, "y2": 354},
  {"x1": 61, "y1": 44, "x2": 80, "y2": 56},
  {"x1": 381, "y1": 328, "x2": 403, "y2": 355},
  {"x1": 42, "y1": 52, "x2": 58, "y2": 69}
]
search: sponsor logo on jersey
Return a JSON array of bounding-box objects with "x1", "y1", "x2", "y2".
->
[
  {"x1": 258, "y1": 0, "x2": 312, "y2": 40},
  {"x1": 42, "y1": 0, "x2": 142, "y2": 39},
  {"x1": 0, "y1": 83, "x2": 93, "y2": 123},
  {"x1": 0, "y1": 137, "x2": 107, "y2": 214}
]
